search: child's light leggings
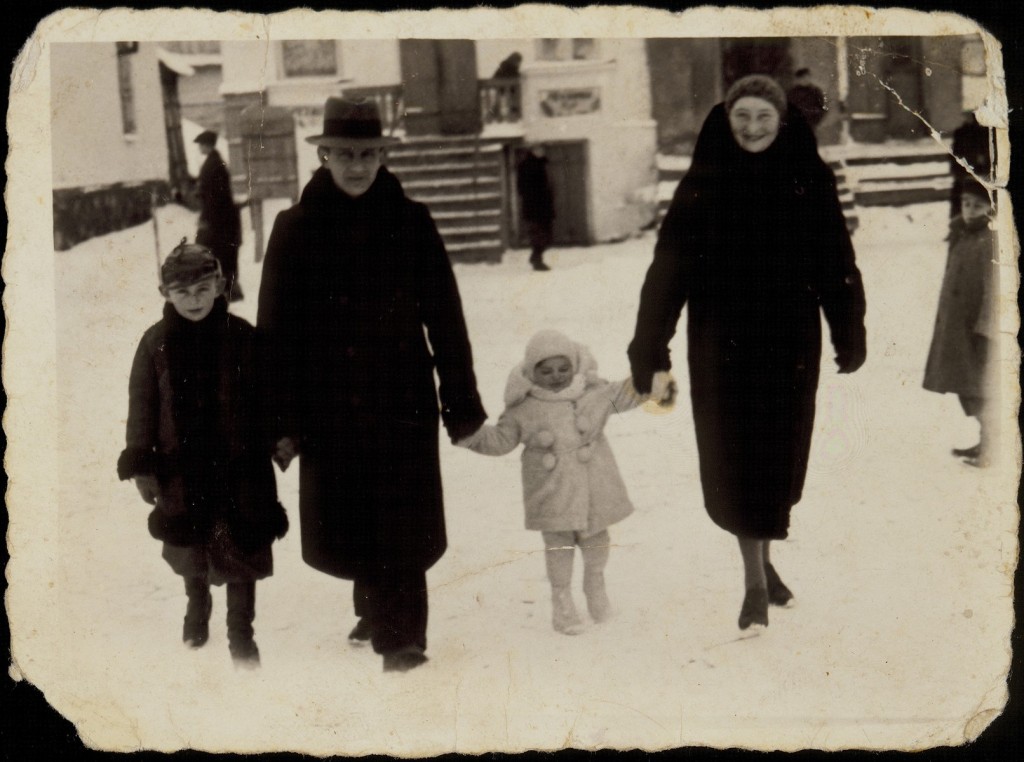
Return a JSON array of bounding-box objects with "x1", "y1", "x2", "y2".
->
[{"x1": 540, "y1": 529, "x2": 610, "y2": 589}]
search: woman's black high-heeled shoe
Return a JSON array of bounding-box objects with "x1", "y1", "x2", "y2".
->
[
  {"x1": 764, "y1": 562, "x2": 794, "y2": 607},
  {"x1": 738, "y1": 587, "x2": 769, "y2": 629}
]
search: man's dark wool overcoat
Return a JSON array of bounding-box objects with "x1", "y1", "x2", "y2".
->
[{"x1": 257, "y1": 166, "x2": 486, "y2": 579}]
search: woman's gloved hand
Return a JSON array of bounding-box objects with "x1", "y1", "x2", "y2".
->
[{"x1": 273, "y1": 436, "x2": 300, "y2": 471}]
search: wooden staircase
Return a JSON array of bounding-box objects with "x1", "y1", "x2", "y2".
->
[{"x1": 385, "y1": 135, "x2": 513, "y2": 263}]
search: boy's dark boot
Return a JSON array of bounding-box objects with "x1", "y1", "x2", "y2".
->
[
  {"x1": 183, "y1": 576, "x2": 212, "y2": 648},
  {"x1": 226, "y1": 581, "x2": 260, "y2": 668}
]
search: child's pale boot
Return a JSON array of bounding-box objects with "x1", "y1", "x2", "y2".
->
[
  {"x1": 544, "y1": 536, "x2": 584, "y2": 635},
  {"x1": 580, "y1": 531, "x2": 611, "y2": 623},
  {"x1": 551, "y1": 588, "x2": 584, "y2": 635}
]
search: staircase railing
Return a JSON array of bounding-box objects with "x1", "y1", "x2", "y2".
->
[
  {"x1": 342, "y1": 80, "x2": 523, "y2": 134},
  {"x1": 478, "y1": 78, "x2": 522, "y2": 124}
]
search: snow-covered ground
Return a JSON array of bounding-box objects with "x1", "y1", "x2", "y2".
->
[{"x1": 39, "y1": 200, "x2": 1016, "y2": 753}]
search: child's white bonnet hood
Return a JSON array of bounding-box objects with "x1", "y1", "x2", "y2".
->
[{"x1": 503, "y1": 329, "x2": 599, "y2": 407}]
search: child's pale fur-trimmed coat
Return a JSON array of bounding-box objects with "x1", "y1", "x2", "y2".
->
[{"x1": 463, "y1": 344, "x2": 642, "y2": 536}]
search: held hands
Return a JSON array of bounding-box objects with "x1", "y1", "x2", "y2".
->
[
  {"x1": 642, "y1": 371, "x2": 678, "y2": 413},
  {"x1": 133, "y1": 474, "x2": 161, "y2": 505},
  {"x1": 273, "y1": 437, "x2": 299, "y2": 471},
  {"x1": 454, "y1": 428, "x2": 484, "y2": 449}
]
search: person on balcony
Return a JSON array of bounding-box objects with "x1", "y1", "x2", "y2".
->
[
  {"x1": 492, "y1": 51, "x2": 522, "y2": 79},
  {"x1": 257, "y1": 98, "x2": 487, "y2": 673}
]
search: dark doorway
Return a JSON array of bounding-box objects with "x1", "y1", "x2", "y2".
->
[
  {"x1": 513, "y1": 141, "x2": 589, "y2": 247},
  {"x1": 720, "y1": 38, "x2": 794, "y2": 90},
  {"x1": 881, "y1": 37, "x2": 926, "y2": 139},
  {"x1": 158, "y1": 61, "x2": 190, "y2": 204}
]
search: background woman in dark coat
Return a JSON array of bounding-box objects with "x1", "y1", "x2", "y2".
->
[
  {"x1": 628, "y1": 76, "x2": 867, "y2": 630},
  {"x1": 257, "y1": 99, "x2": 487, "y2": 672}
]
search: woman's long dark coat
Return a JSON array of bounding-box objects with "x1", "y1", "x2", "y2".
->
[
  {"x1": 628, "y1": 104, "x2": 866, "y2": 540},
  {"x1": 257, "y1": 166, "x2": 486, "y2": 579}
]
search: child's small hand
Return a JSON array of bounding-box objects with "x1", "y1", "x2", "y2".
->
[
  {"x1": 642, "y1": 371, "x2": 677, "y2": 414},
  {"x1": 274, "y1": 437, "x2": 299, "y2": 471},
  {"x1": 133, "y1": 474, "x2": 161, "y2": 505}
]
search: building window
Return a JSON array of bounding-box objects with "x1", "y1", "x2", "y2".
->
[
  {"x1": 536, "y1": 38, "x2": 600, "y2": 62},
  {"x1": 280, "y1": 40, "x2": 339, "y2": 78},
  {"x1": 116, "y1": 42, "x2": 138, "y2": 135}
]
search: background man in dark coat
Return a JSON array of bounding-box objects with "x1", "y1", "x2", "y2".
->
[
  {"x1": 492, "y1": 51, "x2": 522, "y2": 79},
  {"x1": 786, "y1": 67, "x2": 827, "y2": 130},
  {"x1": 517, "y1": 144, "x2": 555, "y2": 271},
  {"x1": 257, "y1": 99, "x2": 487, "y2": 672},
  {"x1": 195, "y1": 130, "x2": 243, "y2": 302}
]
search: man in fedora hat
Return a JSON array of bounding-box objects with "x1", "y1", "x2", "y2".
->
[
  {"x1": 258, "y1": 98, "x2": 486, "y2": 672},
  {"x1": 194, "y1": 130, "x2": 243, "y2": 301}
]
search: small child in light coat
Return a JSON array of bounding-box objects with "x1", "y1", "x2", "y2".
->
[{"x1": 458, "y1": 330, "x2": 645, "y2": 634}]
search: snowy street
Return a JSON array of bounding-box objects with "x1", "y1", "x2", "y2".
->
[{"x1": 45, "y1": 198, "x2": 1015, "y2": 753}]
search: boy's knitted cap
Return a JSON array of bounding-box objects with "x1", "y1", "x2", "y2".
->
[
  {"x1": 525, "y1": 329, "x2": 578, "y2": 372},
  {"x1": 160, "y1": 238, "x2": 221, "y2": 287},
  {"x1": 725, "y1": 74, "x2": 787, "y2": 118}
]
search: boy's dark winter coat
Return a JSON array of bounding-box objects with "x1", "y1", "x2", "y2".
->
[
  {"x1": 629, "y1": 104, "x2": 866, "y2": 540},
  {"x1": 257, "y1": 166, "x2": 486, "y2": 580},
  {"x1": 118, "y1": 300, "x2": 287, "y2": 581}
]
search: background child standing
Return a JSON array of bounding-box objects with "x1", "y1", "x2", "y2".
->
[
  {"x1": 117, "y1": 241, "x2": 288, "y2": 667},
  {"x1": 458, "y1": 330, "x2": 645, "y2": 635},
  {"x1": 923, "y1": 179, "x2": 999, "y2": 467}
]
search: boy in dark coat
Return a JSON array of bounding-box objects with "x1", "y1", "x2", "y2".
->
[
  {"x1": 923, "y1": 179, "x2": 998, "y2": 466},
  {"x1": 118, "y1": 241, "x2": 288, "y2": 667}
]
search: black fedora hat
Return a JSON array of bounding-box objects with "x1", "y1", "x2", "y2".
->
[
  {"x1": 194, "y1": 130, "x2": 218, "y2": 146},
  {"x1": 305, "y1": 97, "x2": 400, "y2": 147}
]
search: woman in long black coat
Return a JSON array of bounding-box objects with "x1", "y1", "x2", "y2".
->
[
  {"x1": 628, "y1": 76, "x2": 866, "y2": 629},
  {"x1": 257, "y1": 98, "x2": 486, "y2": 671}
]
